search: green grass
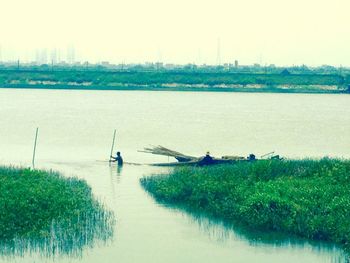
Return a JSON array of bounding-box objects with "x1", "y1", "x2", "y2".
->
[
  {"x1": 141, "y1": 159, "x2": 350, "y2": 251},
  {"x1": 0, "y1": 70, "x2": 347, "y2": 90},
  {"x1": 0, "y1": 166, "x2": 114, "y2": 256}
]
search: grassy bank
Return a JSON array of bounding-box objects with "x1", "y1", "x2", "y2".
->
[
  {"x1": 0, "y1": 70, "x2": 345, "y2": 86},
  {"x1": 141, "y1": 159, "x2": 350, "y2": 251},
  {"x1": 0, "y1": 70, "x2": 348, "y2": 93},
  {"x1": 0, "y1": 166, "x2": 114, "y2": 256}
]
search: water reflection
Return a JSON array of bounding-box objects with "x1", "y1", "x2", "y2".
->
[
  {"x1": 116, "y1": 165, "x2": 123, "y2": 176},
  {"x1": 109, "y1": 164, "x2": 123, "y2": 182},
  {"x1": 159, "y1": 204, "x2": 349, "y2": 262},
  {"x1": 0, "y1": 199, "x2": 115, "y2": 259}
]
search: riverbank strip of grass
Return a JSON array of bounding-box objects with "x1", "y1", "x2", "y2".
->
[
  {"x1": 0, "y1": 70, "x2": 349, "y2": 93},
  {"x1": 0, "y1": 166, "x2": 114, "y2": 250},
  {"x1": 141, "y1": 159, "x2": 350, "y2": 251}
]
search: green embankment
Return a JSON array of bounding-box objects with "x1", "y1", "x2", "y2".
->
[
  {"x1": 0, "y1": 167, "x2": 114, "y2": 243},
  {"x1": 141, "y1": 159, "x2": 350, "y2": 250},
  {"x1": 0, "y1": 70, "x2": 348, "y2": 92}
]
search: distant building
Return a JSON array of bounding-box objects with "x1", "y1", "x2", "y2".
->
[
  {"x1": 50, "y1": 49, "x2": 58, "y2": 64},
  {"x1": 281, "y1": 69, "x2": 291, "y2": 75},
  {"x1": 234, "y1": 60, "x2": 239, "y2": 68},
  {"x1": 35, "y1": 49, "x2": 48, "y2": 65},
  {"x1": 223, "y1": 63, "x2": 230, "y2": 70},
  {"x1": 155, "y1": 62, "x2": 163, "y2": 70},
  {"x1": 164, "y1": 64, "x2": 176, "y2": 70},
  {"x1": 66, "y1": 45, "x2": 75, "y2": 64},
  {"x1": 100, "y1": 61, "x2": 110, "y2": 67}
]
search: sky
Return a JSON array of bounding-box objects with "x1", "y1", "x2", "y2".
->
[{"x1": 0, "y1": 0, "x2": 349, "y2": 66}]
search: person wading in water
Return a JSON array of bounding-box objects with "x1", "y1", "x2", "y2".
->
[{"x1": 110, "y1": 151, "x2": 124, "y2": 166}]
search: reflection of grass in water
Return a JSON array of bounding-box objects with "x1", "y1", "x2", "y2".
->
[
  {"x1": 157, "y1": 199, "x2": 346, "y2": 261},
  {"x1": 0, "y1": 166, "x2": 115, "y2": 258},
  {"x1": 141, "y1": 159, "x2": 350, "y2": 257},
  {"x1": 174, "y1": 205, "x2": 345, "y2": 255}
]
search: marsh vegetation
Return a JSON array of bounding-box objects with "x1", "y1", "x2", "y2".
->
[
  {"x1": 141, "y1": 159, "x2": 350, "y2": 253},
  {"x1": 0, "y1": 166, "x2": 115, "y2": 257}
]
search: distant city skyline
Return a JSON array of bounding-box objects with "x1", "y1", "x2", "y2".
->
[
  {"x1": 0, "y1": 45, "x2": 347, "y2": 68},
  {"x1": 1, "y1": 0, "x2": 349, "y2": 67}
]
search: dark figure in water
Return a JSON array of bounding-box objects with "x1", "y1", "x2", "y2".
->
[
  {"x1": 199, "y1": 152, "x2": 215, "y2": 166},
  {"x1": 111, "y1": 151, "x2": 123, "y2": 166}
]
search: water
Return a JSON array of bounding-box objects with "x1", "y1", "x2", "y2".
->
[{"x1": 0, "y1": 88, "x2": 349, "y2": 262}]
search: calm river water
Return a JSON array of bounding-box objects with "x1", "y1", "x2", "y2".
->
[{"x1": 0, "y1": 88, "x2": 349, "y2": 262}]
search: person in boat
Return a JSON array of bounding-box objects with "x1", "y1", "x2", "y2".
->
[
  {"x1": 110, "y1": 151, "x2": 123, "y2": 166},
  {"x1": 248, "y1": 153, "x2": 256, "y2": 161},
  {"x1": 199, "y1": 152, "x2": 215, "y2": 166}
]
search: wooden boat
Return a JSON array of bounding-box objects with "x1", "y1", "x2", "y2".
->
[
  {"x1": 150, "y1": 158, "x2": 244, "y2": 167},
  {"x1": 141, "y1": 145, "x2": 282, "y2": 167}
]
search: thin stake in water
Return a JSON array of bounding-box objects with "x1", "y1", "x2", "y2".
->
[
  {"x1": 32, "y1": 127, "x2": 39, "y2": 169},
  {"x1": 109, "y1": 129, "x2": 116, "y2": 165}
]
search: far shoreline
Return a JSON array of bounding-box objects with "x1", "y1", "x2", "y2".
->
[{"x1": 1, "y1": 84, "x2": 348, "y2": 94}]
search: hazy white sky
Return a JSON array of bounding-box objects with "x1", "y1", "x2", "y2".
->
[{"x1": 0, "y1": 0, "x2": 349, "y2": 66}]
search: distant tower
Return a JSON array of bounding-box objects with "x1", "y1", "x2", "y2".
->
[
  {"x1": 216, "y1": 38, "x2": 221, "y2": 66},
  {"x1": 67, "y1": 45, "x2": 76, "y2": 64},
  {"x1": 234, "y1": 60, "x2": 239, "y2": 68},
  {"x1": 50, "y1": 49, "x2": 58, "y2": 64}
]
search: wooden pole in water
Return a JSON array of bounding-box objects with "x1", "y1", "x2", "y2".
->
[
  {"x1": 109, "y1": 129, "x2": 116, "y2": 164},
  {"x1": 32, "y1": 127, "x2": 39, "y2": 169}
]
